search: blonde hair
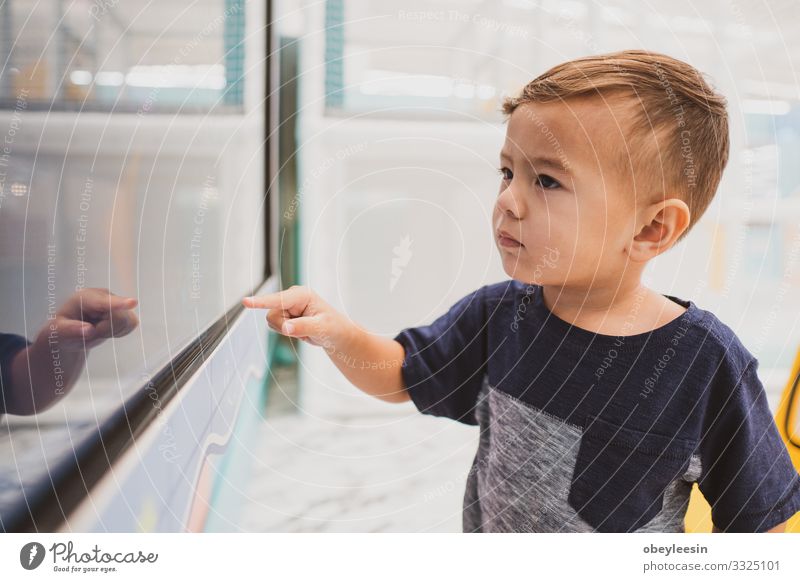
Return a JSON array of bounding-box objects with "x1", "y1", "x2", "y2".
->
[{"x1": 501, "y1": 50, "x2": 729, "y2": 244}]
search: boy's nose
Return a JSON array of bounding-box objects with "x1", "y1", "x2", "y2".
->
[{"x1": 496, "y1": 186, "x2": 526, "y2": 219}]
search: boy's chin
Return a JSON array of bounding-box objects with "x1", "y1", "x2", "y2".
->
[{"x1": 501, "y1": 263, "x2": 544, "y2": 286}]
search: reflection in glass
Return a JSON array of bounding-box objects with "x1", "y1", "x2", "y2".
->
[
  {"x1": 0, "y1": 0, "x2": 265, "y2": 524},
  {"x1": 1, "y1": 289, "x2": 138, "y2": 416}
]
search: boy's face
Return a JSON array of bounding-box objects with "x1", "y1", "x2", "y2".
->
[{"x1": 493, "y1": 98, "x2": 640, "y2": 287}]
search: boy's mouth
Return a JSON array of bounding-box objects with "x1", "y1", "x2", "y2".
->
[{"x1": 497, "y1": 228, "x2": 524, "y2": 249}]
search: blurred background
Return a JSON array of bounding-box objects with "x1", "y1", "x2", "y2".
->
[{"x1": 0, "y1": 0, "x2": 798, "y2": 532}]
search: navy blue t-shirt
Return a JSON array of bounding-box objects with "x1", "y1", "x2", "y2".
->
[{"x1": 393, "y1": 280, "x2": 800, "y2": 533}]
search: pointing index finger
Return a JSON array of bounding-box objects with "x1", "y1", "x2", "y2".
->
[
  {"x1": 242, "y1": 295, "x2": 275, "y2": 309},
  {"x1": 242, "y1": 288, "x2": 303, "y2": 310}
]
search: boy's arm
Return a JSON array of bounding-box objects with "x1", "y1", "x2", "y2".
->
[
  {"x1": 324, "y1": 321, "x2": 410, "y2": 404},
  {"x1": 243, "y1": 286, "x2": 410, "y2": 404},
  {"x1": 698, "y1": 358, "x2": 800, "y2": 533}
]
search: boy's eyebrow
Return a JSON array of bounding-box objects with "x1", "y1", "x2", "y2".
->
[{"x1": 499, "y1": 149, "x2": 571, "y2": 174}]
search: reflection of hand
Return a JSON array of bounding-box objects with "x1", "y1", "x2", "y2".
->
[
  {"x1": 4, "y1": 288, "x2": 139, "y2": 415},
  {"x1": 47, "y1": 287, "x2": 139, "y2": 351}
]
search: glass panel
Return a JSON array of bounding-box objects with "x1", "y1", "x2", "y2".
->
[
  {"x1": 0, "y1": 0, "x2": 266, "y2": 520},
  {"x1": 0, "y1": 0, "x2": 245, "y2": 112}
]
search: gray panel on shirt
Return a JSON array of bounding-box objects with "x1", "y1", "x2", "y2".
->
[{"x1": 463, "y1": 377, "x2": 703, "y2": 533}]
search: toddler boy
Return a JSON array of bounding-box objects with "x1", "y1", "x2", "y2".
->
[{"x1": 244, "y1": 50, "x2": 800, "y2": 533}]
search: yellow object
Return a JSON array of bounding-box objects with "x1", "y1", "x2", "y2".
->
[
  {"x1": 685, "y1": 347, "x2": 800, "y2": 532},
  {"x1": 684, "y1": 484, "x2": 714, "y2": 533},
  {"x1": 775, "y1": 347, "x2": 800, "y2": 532}
]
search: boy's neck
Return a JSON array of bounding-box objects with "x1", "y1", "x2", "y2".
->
[{"x1": 540, "y1": 278, "x2": 687, "y2": 336}]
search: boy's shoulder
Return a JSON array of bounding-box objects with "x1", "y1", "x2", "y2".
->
[{"x1": 681, "y1": 299, "x2": 756, "y2": 373}]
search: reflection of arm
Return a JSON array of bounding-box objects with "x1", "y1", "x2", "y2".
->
[
  {"x1": 6, "y1": 331, "x2": 88, "y2": 415},
  {"x1": 1, "y1": 289, "x2": 139, "y2": 416}
]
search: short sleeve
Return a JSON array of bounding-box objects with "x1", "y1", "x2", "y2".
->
[
  {"x1": 698, "y1": 358, "x2": 800, "y2": 532},
  {"x1": 0, "y1": 333, "x2": 33, "y2": 415},
  {"x1": 393, "y1": 286, "x2": 488, "y2": 425}
]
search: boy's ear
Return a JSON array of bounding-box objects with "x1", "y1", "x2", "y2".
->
[{"x1": 628, "y1": 198, "x2": 691, "y2": 261}]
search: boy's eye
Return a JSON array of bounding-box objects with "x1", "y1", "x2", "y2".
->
[
  {"x1": 536, "y1": 174, "x2": 561, "y2": 190},
  {"x1": 497, "y1": 166, "x2": 513, "y2": 181}
]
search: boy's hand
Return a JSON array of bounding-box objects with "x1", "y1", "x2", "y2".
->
[
  {"x1": 242, "y1": 285, "x2": 344, "y2": 349},
  {"x1": 243, "y1": 285, "x2": 409, "y2": 403}
]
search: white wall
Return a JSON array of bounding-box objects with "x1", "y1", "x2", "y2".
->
[{"x1": 287, "y1": 0, "x2": 800, "y2": 415}]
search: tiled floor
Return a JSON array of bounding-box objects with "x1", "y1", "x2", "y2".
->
[{"x1": 240, "y1": 403, "x2": 479, "y2": 532}]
